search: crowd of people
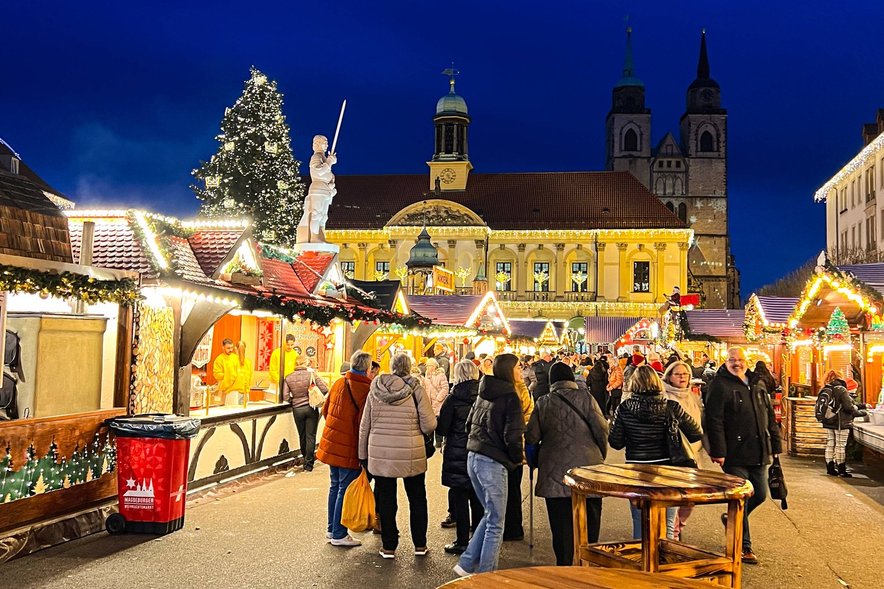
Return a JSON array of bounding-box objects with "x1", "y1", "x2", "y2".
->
[{"x1": 282, "y1": 343, "x2": 784, "y2": 574}]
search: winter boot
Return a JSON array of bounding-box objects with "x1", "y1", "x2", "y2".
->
[
  {"x1": 837, "y1": 462, "x2": 853, "y2": 478},
  {"x1": 826, "y1": 461, "x2": 838, "y2": 476}
]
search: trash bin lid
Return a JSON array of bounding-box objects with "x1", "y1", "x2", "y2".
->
[{"x1": 107, "y1": 414, "x2": 202, "y2": 439}]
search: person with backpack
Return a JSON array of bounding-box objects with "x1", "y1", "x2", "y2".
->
[
  {"x1": 525, "y1": 362, "x2": 608, "y2": 565},
  {"x1": 817, "y1": 370, "x2": 867, "y2": 477}
]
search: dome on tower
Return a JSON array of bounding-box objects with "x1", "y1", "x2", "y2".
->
[
  {"x1": 406, "y1": 227, "x2": 440, "y2": 269},
  {"x1": 436, "y1": 90, "x2": 469, "y2": 115}
]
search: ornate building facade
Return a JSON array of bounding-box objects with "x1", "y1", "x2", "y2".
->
[
  {"x1": 605, "y1": 30, "x2": 738, "y2": 309},
  {"x1": 324, "y1": 75, "x2": 693, "y2": 321}
]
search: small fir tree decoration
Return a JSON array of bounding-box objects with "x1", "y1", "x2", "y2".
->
[
  {"x1": 827, "y1": 307, "x2": 850, "y2": 339},
  {"x1": 192, "y1": 67, "x2": 306, "y2": 247}
]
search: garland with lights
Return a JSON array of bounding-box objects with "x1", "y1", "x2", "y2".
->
[
  {"x1": 790, "y1": 263, "x2": 884, "y2": 327},
  {"x1": 241, "y1": 293, "x2": 432, "y2": 329},
  {"x1": 0, "y1": 264, "x2": 141, "y2": 306}
]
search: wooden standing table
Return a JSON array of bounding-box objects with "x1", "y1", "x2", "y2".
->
[
  {"x1": 564, "y1": 464, "x2": 754, "y2": 588},
  {"x1": 437, "y1": 565, "x2": 715, "y2": 588}
]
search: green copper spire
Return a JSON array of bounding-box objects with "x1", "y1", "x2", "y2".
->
[{"x1": 615, "y1": 26, "x2": 644, "y2": 88}]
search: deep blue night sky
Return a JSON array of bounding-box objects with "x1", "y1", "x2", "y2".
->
[{"x1": 4, "y1": 1, "x2": 884, "y2": 296}]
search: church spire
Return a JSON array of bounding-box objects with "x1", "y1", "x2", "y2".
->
[
  {"x1": 615, "y1": 26, "x2": 643, "y2": 88},
  {"x1": 697, "y1": 28, "x2": 710, "y2": 80}
]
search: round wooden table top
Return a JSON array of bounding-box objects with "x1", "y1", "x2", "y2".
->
[
  {"x1": 437, "y1": 565, "x2": 714, "y2": 588},
  {"x1": 564, "y1": 463, "x2": 754, "y2": 503}
]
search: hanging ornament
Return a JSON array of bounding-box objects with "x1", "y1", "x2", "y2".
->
[
  {"x1": 224, "y1": 141, "x2": 235, "y2": 151},
  {"x1": 206, "y1": 176, "x2": 220, "y2": 189}
]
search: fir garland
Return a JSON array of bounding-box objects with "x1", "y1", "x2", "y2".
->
[
  {"x1": 0, "y1": 264, "x2": 141, "y2": 306},
  {"x1": 241, "y1": 293, "x2": 432, "y2": 329}
]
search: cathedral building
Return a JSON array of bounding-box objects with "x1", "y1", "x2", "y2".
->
[
  {"x1": 324, "y1": 68, "x2": 694, "y2": 321},
  {"x1": 605, "y1": 29, "x2": 739, "y2": 309}
]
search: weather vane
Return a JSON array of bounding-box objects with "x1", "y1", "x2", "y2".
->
[{"x1": 442, "y1": 62, "x2": 459, "y2": 91}]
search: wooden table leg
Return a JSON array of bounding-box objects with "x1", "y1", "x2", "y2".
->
[
  {"x1": 724, "y1": 498, "x2": 745, "y2": 588},
  {"x1": 640, "y1": 500, "x2": 665, "y2": 572},
  {"x1": 571, "y1": 491, "x2": 588, "y2": 566}
]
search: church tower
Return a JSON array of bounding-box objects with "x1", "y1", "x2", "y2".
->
[
  {"x1": 605, "y1": 27, "x2": 652, "y2": 188},
  {"x1": 678, "y1": 30, "x2": 735, "y2": 309},
  {"x1": 427, "y1": 67, "x2": 473, "y2": 191}
]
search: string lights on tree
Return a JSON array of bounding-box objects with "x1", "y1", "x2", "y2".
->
[{"x1": 191, "y1": 67, "x2": 306, "y2": 247}]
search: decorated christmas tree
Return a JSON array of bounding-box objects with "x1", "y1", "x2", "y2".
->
[
  {"x1": 192, "y1": 67, "x2": 306, "y2": 247},
  {"x1": 827, "y1": 307, "x2": 850, "y2": 339}
]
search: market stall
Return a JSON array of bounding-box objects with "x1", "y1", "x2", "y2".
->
[{"x1": 582, "y1": 316, "x2": 645, "y2": 354}]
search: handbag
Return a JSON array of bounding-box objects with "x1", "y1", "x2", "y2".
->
[
  {"x1": 307, "y1": 370, "x2": 325, "y2": 409},
  {"x1": 411, "y1": 393, "x2": 435, "y2": 459},
  {"x1": 666, "y1": 401, "x2": 698, "y2": 468},
  {"x1": 768, "y1": 456, "x2": 788, "y2": 509}
]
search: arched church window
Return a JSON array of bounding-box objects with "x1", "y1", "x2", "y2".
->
[
  {"x1": 623, "y1": 128, "x2": 639, "y2": 152},
  {"x1": 666, "y1": 201, "x2": 674, "y2": 212},
  {"x1": 699, "y1": 130, "x2": 716, "y2": 153},
  {"x1": 678, "y1": 203, "x2": 688, "y2": 223}
]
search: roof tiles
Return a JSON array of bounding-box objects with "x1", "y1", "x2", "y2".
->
[
  {"x1": 327, "y1": 171, "x2": 685, "y2": 230},
  {"x1": 188, "y1": 230, "x2": 243, "y2": 276}
]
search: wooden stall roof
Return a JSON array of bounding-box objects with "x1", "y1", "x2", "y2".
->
[
  {"x1": 584, "y1": 316, "x2": 644, "y2": 345},
  {"x1": 789, "y1": 263, "x2": 884, "y2": 328},
  {"x1": 683, "y1": 309, "x2": 746, "y2": 342},
  {"x1": 0, "y1": 168, "x2": 72, "y2": 263}
]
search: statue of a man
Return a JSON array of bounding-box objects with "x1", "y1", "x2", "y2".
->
[{"x1": 296, "y1": 135, "x2": 337, "y2": 244}]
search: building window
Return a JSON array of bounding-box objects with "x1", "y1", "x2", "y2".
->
[
  {"x1": 666, "y1": 201, "x2": 674, "y2": 212},
  {"x1": 533, "y1": 262, "x2": 550, "y2": 292},
  {"x1": 677, "y1": 203, "x2": 688, "y2": 223},
  {"x1": 375, "y1": 261, "x2": 389, "y2": 280},
  {"x1": 623, "y1": 128, "x2": 639, "y2": 152},
  {"x1": 675, "y1": 160, "x2": 682, "y2": 168},
  {"x1": 340, "y1": 261, "x2": 355, "y2": 278},
  {"x1": 699, "y1": 131, "x2": 715, "y2": 152},
  {"x1": 633, "y1": 261, "x2": 650, "y2": 292},
  {"x1": 495, "y1": 261, "x2": 512, "y2": 291},
  {"x1": 571, "y1": 262, "x2": 589, "y2": 292},
  {"x1": 840, "y1": 188, "x2": 847, "y2": 213}
]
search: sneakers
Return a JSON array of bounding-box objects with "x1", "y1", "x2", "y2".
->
[
  {"x1": 378, "y1": 548, "x2": 396, "y2": 559},
  {"x1": 440, "y1": 515, "x2": 456, "y2": 529},
  {"x1": 741, "y1": 549, "x2": 759, "y2": 564},
  {"x1": 326, "y1": 532, "x2": 332, "y2": 539},
  {"x1": 414, "y1": 546, "x2": 430, "y2": 556},
  {"x1": 453, "y1": 564, "x2": 471, "y2": 578},
  {"x1": 444, "y1": 543, "x2": 467, "y2": 555},
  {"x1": 330, "y1": 534, "x2": 362, "y2": 547}
]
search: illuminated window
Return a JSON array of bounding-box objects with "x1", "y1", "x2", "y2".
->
[
  {"x1": 495, "y1": 261, "x2": 512, "y2": 291},
  {"x1": 533, "y1": 262, "x2": 550, "y2": 292},
  {"x1": 633, "y1": 261, "x2": 650, "y2": 293},
  {"x1": 340, "y1": 261, "x2": 355, "y2": 278},
  {"x1": 375, "y1": 261, "x2": 389, "y2": 274},
  {"x1": 571, "y1": 262, "x2": 588, "y2": 292}
]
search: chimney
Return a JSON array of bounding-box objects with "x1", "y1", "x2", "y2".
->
[{"x1": 79, "y1": 221, "x2": 95, "y2": 266}]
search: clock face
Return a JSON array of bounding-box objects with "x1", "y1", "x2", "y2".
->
[{"x1": 440, "y1": 168, "x2": 456, "y2": 184}]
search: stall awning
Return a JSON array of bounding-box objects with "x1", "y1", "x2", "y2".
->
[
  {"x1": 684, "y1": 309, "x2": 746, "y2": 341},
  {"x1": 754, "y1": 295, "x2": 798, "y2": 326},
  {"x1": 508, "y1": 319, "x2": 548, "y2": 340},
  {"x1": 400, "y1": 292, "x2": 509, "y2": 334},
  {"x1": 584, "y1": 317, "x2": 643, "y2": 345}
]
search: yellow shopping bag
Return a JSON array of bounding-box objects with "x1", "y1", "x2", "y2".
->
[{"x1": 340, "y1": 468, "x2": 377, "y2": 532}]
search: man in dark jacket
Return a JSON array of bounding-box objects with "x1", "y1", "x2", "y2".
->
[
  {"x1": 434, "y1": 343, "x2": 451, "y2": 379},
  {"x1": 532, "y1": 352, "x2": 554, "y2": 399},
  {"x1": 706, "y1": 347, "x2": 783, "y2": 565}
]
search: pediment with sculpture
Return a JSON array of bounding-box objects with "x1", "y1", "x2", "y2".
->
[{"x1": 387, "y1": 199, "x2": 485, "y2": 227}]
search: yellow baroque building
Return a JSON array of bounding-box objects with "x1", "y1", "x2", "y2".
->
[{"x1": 324, "y1": 76, "x2": 692, "y2": 321}]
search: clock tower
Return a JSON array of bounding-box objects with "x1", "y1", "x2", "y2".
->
[{"x1": 428, "y1": 67, "x2": 473, "y2": 191}]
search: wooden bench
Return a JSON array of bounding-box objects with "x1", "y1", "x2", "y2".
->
[
  {"x1": 438, "y1": 565, "x2": 714, "y2": 588},
  {"x1": 564, "y1": 464, "x2": 754, "y2": 588}
]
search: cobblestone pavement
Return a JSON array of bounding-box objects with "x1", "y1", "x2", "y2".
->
[{"x1": 3, "y1": 449, "x2": 883, "y2": 589}]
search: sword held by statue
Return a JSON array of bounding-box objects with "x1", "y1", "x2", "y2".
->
[{"x1": 329, "y1": 99, "x2": 346, "y2": 156}]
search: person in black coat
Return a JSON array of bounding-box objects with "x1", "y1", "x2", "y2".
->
[
  {"x1": 437, "y1": 360, "x2": 484, "y2": 554},
  {"x1": 609, "y1": 365, "x2": 702, "y2": 540},
  {"x1": 819, "y1": 370, "x2": 867, "y2": 477},
  {"x1": 588, "y1": 358, "x2": 610, "y2": 418},
  {"x1": 532, "y1": 352, "x2": 554, "y2": 399},
  {"x1": 705, "y1": 347, "x2": 783, "y2": 564}
]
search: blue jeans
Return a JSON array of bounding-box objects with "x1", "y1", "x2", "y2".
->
[
  {"x1": 724, "y1": 464, "x2": 769, "y2": 550},
  {"x1": 328, "y1": 466, "x2": 360, "y2": 540},
  {"x1": 458, "y1": 452, "x2": 509, "y2": 574},
  {"x1": 630, "y1": 503, "x2": 677, "y2": 540}
]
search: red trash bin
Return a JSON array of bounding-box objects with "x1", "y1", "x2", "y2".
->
[{"x1": 106, "y1": 414, "x2": 201, "y2": 534}]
